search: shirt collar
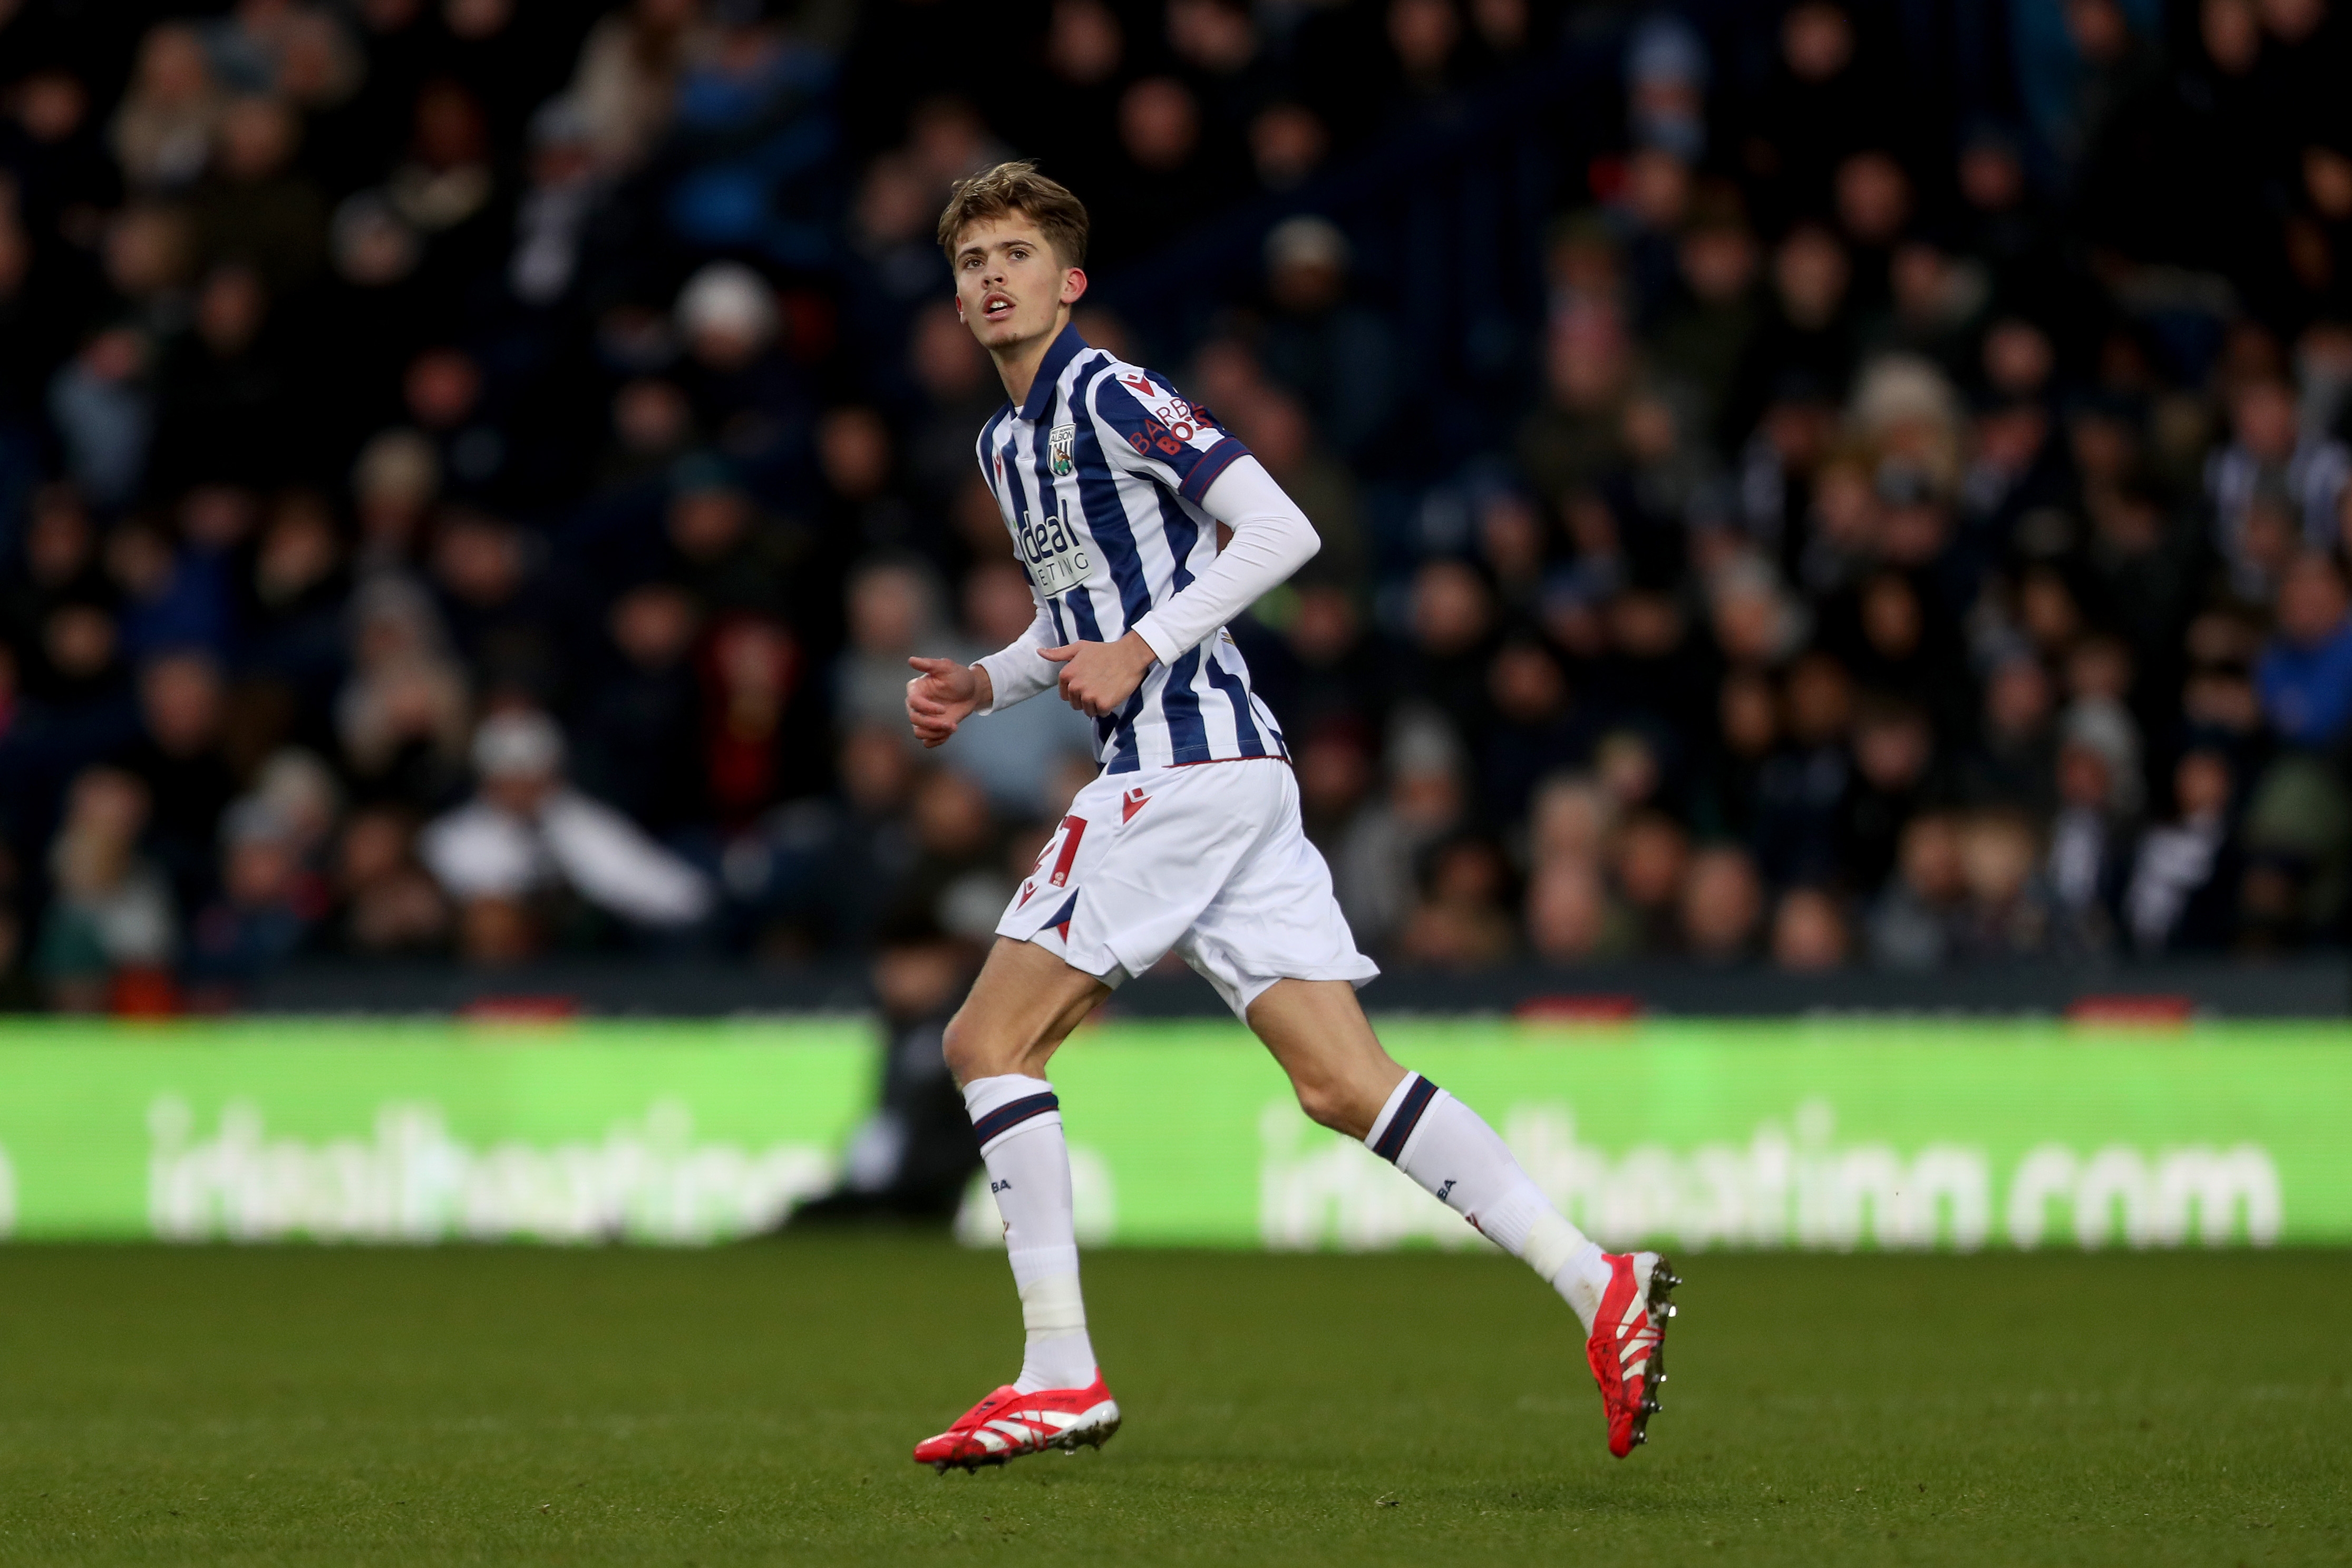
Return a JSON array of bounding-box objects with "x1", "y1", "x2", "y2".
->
[{"x1": 1017, "y1": 322, "x2": 1089, "y2": 423}]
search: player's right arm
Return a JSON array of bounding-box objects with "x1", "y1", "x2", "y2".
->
[
  {"x1": 906, "y1": 581, "x2": 1060, "y2": 747},
  {"x1": 912, "y1": 420, "x2": 1066, "y2": 748},
  {"x1": 905, "y1": 657, "x2": 988, "y2": 748}
]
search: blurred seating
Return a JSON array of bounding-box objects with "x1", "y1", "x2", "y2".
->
[{"x1": 3, "y1": 0, "x2": 2352, "y2": 1010}]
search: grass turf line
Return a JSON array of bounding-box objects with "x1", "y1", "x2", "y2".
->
[{"x1": 0, "y1": 1242, "x2": 2343, "y2": 1566}]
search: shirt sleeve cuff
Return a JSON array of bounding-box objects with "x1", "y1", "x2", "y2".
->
[
  {"x1": 973, "y1": 655, "x2": 1012, "y2": 715},
  {"x1": 1177, "y1": 435, "x2": 1252, "y2": 504},
  {"x1": 1132, "y1": 615, "x2": 1182, "y2": 666}
]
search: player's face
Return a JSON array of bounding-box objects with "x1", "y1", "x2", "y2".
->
[{"x1": 952, "y1": 215, "x2": 1084, "y2": 353}]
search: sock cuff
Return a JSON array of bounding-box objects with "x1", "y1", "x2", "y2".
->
[
  {"x1": 1365, "y1": 1074, "x2": 1441, "y2": 1163},
  {"x1": 963, "y1": 1073, "x2": 1052, "y2": 1117},
  {"x1": 964, "y1": 1074, "x2": 1062, "y2": 1153}
]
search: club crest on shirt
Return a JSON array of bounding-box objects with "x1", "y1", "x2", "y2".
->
[{"x1": 1048, "y1": 422, "x2": 1077, "y2": 476}]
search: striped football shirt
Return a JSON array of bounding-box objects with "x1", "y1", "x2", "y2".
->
[{"x1": 977, "y1": 323, "x2": 1289, "y2": 774}]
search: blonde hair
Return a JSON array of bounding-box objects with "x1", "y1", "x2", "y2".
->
[{"x1": 936, "y1": 160, "x2": 1090, "y2": 267}]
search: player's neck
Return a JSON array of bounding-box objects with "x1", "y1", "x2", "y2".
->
[{"x1": 990, "y1": 308, "x2": 1074, "y2": 408}]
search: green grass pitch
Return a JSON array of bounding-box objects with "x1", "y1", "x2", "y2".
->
[{"x1": 0, "y1": 1240, "x2": 2344, "y2": 1565}]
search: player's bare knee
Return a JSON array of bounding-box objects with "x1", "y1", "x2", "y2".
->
[
  {"x1": 939, "y1": 1009, "x2": 993, "y2": 1086},
  {"x1": 942, "y1": 1009, "x2": 1049, "y2": 1085},
  {"x1": 1289, "y1": 1072, "x2": 1360, "y2": 1135}
]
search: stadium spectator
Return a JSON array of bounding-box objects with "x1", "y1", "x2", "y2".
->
[
  {"x1": 506, "y1": 98, "x2": 605, "y2": 310},
  {"x1": 1954, "y1": 810, "x2": 2052, "y2": 960},
  {"x1": 1334, "y1": 708, "x2": 1466, "y2": 950},
  {"x1": 1680, "y1": 844, "x2": 1764, "y2": 961},
  {"x1": 565, "y1": 0, "x2": 712, "y2": 176},
  {"x1": 191, "y1": 95, "x2": 327, "y2": 290},
  {"x1": 47, "y1": 327, "x2": 154, "y2": 512},
  {"x1": 429, "y1": 508, "x2": 561, "y2": 703},
  {"x1": 798, "y1": 904, "x2": 984, "y2": 1221},
  {"x1": 1770, "y1": 884, "x2": 1847, "y2": 970},
  {"x1": 111, "y1": 25, "x2": 226, "y2": 193},
  {"x1": 1962, "y1": 655, "x2": 2060, "y2": 817},
  {"x1": 2126, "y1": 747, "x2": 2241, "y2": 952},
  {"x1": 1525, "y1": 855, "x2": 1615, "y2": 965},
  {"x1": 1258, "y1": 217, "x2": 1401, "y2": 465},
  {"x1": 1867, "y1": 811, "x2": 1967, "y2": 970},
  {"x1": 1397, "y1": 835, "x2": 1518, "y2": 967},
  {"x1": 753, "y1": 720, "x2": 923, "y2": 954},
  {"x1": 120, "y1": 649, "x2": 240, "y2": 913},
  {"x1": 837, "y1": 556, "x2": 955, "y2": 728},
  {"x1": 337, "y1": 574, "x2": 472, "y2": 807},
  {"x1": 2209, "y1": 379, "x2": 2349, "y2": 590},
  {"x1": 2045, "y1": 702, "x2": 2140, "y2": 953},
  {"x1": 2257, "y1": 551, "x2": 2352, "y2": 746},
  {"x1": 575, "y1": 580, "x2": 705, "y2": 834},
  {"x1": 420, "y1": 708, "x2": 714, "y2": 962},
  {"x1": 247, "y1": 748, "x2": 343, "y2": 879},
  {"x1": 36, "y1": 767, "x2": 174, "y2": 1011},
  {"x1": 185, "y1": 797, "x2": 318, "y2": 997},
  {"x1": 1609, "y1": 806, "x2": 1687, "y2": 956},
  {"x1": 350, "y1": 430, "x2": 441, "y2": 570},
  {"x1": 331, "y1": 805, "x2": 452, "y2": 957},
  {"x1": 243, "y1": 491, "x2": 351, "y2": 713}
]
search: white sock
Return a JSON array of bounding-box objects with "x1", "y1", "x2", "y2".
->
[
  {"x1": 1365, "y1": 1073, "x2": 1615, "y2": 1333},
  {"x1": 963, "y1": 1074, "x2": 1099, "y2": 1393}
]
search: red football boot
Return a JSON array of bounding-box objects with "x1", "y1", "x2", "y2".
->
[
  {"x1": 912, "y1": 1371, "x2": 1122, "y2": 1472},
  {"x1": 1586, "y1": 1251, "x2": 1679, "y2": 1457}
]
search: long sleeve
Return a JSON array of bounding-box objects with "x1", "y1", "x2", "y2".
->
[
  {"x1": 1129, "y1": 456, "x2": 1320, "y2": 666},
  {"x1": 539, "y1": 791, "x2": 714, "y2": 926},
  {"x1": 974, "y1": 581, "x2": 1062, "y2": 714}
]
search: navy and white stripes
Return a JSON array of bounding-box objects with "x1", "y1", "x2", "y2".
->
[
  {"x1": 1368, "y1": 1074, "x2": 1441, "y2": 1164},
  {"x1": 978, "y1": 324, "x2": 1288, "y2": 774},
  {"x1": 971, "y1": 1090, "x2": 1062, "y2": 1152}
]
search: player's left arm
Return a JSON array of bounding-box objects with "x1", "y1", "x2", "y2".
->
[
  {"x1": 1130, "y1": 456, "x2": 1318, "y2": 663},
  {"x1": 1045, "y1": 454, "x2": 1320, "y2": 715},
  {"x1": 1045, "y1": 372, "x2": 1320, "y2": 717}
]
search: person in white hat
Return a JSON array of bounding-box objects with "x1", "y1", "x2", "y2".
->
[{"x1": 420, "y1": 708, "x2": 713, "y2": 957}]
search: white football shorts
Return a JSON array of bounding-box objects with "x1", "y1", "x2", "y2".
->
[{"x1": 995, "y1": 756, "x2": 1379, "y2": 1020}]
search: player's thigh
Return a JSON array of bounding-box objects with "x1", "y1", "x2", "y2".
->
[
  {"x1": 941, "y1": 936, "x2": 1112, "y2": 1086},
  {"x1": 1245, "y1": 978, "x2": 1406, "y2": 1141},
  {"x1": 1178, "y1": 766, "x2": 1380, "y2": 1017}
]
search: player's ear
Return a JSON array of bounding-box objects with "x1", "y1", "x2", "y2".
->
[{"x1": 1061, "y1": 268, "x2": 1088, "y2": 307}]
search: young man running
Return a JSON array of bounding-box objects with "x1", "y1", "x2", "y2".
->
[{"x1": 903, "y1": 162, "x2": 1678, "y2": 1470}]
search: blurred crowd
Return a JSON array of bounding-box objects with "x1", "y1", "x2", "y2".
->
[{"x1": 4, "y1": 0, "x2": 2352, "y2": 1009}]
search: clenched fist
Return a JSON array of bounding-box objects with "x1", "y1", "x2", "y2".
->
[{"x1": 1042, "y1": 631, "x2": 1158, "y2": 718}]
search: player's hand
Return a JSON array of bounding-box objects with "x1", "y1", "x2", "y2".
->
[
  {"x1": 1041, "y1": 632, "x2": 1158, "y2": 718},
  {"x1": 906, "y1": 656, "x2": 990, "y2": 748}
]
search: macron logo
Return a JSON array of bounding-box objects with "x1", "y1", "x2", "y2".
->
[{"x1": 1121, "y1": 788, "x2": 1150, "y2": 823}]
